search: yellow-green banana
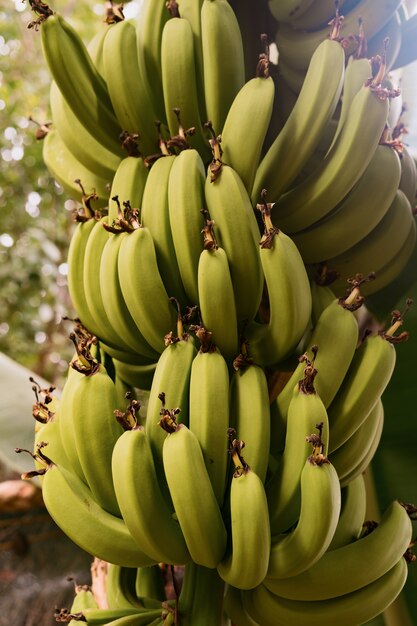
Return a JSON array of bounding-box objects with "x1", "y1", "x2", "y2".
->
[
  {"x1": 267, "y1": 451, "x2": 341, "y2": 579},
  {"x1": 112, "y1": 419, "x2": 190, "y2": 565},
  {"x1": 162, "y1": 421, "x2": 228, "y2": 568},
  {"x1": 102, "y1": 19, "x2": 159, "y2": 155},
  {"x1": 168, "y1": 147, "x2": 206, "y2": 305},
  {"x1": 264, "y1": 499, "x2": 412, "y2": 601},
  {"x1": 268, "y1": 0, "x2": 314, "y2": 22},
  {"x1": 108, "y1": 153, "x2": 149, "y2": 225},
  {"x1": 328, "y1": 473, "x2": 367, "y2": 550},
  {"x1": 252, "y1": 36, "x2": 345, "y2": 205},
  {"x1": 223, "y1": 585, "x2": 259, "y2": 626},
  {"x1": 399, "y1": 143, "x2": 417, "y2": 205},
  {"x1": 201, "y1": 0, "x2": 246, "y2": 134},
  {"x1": 188, "y1": 329, "x2": 230, "y2": 506},
  {"x1": 204, "y1": 162, "x2": 263, "y2": 323},
  {"x1": 39, "y1": 12, "x2": 123, "y2": 155},
  {"x1": 244, "y1": 198, "x2": 312, "y2": 367}
]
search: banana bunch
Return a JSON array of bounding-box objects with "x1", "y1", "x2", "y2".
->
[{"x1": 22, "y1": 0, "x2": 417, "y2": 622}]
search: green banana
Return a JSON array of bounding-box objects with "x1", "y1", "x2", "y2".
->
[
  {"x1": 223, "y1": 585, "x2": 259, "y2": 626},
  {"x1": 217, "y1": 441, "x2": 270, "y2": 590},
  {"x1": 135, "y1": 566, "x2": 166, "y2": 603},
  {"x1": 176, "y1": 0, "x2": 205, "y2": 120},
  {"x1": 251, "y1": 36, "x2": 345, "y2": 205},
  {"x1": 141, "y1": 154, "x2": 188, "y2": 306},
  {"x1": 229, "y1": 355, "x2": 270, "y2": 483},
  {"x1": 71, "y1": 607, "x2": 163, "y2": 625},
  {"x1": 57, "y1": 361, "x2": 86, "y2": 482},
  {"x1": 328, "y1": 306, "x2": 410, "y2": 453},
  {"x1": 145, "y1": 320, "x2": 197, "y2": 488},
  {"x1": 287, "y1": 0, "x2": 348, "y2": 30},
  {"x1": 136, "y1": 0, "x2": 169, "y2": 124},
  {"x1": 101, "y1": 19, "x2": 159, "y2": 155},
  {"x1": 266, "y1": 365, "x2": 330, "y2": 537},
  {"x1": 399, "y1": 144, "x2": 417, "y2": 205},
  {"x1": 68, "y1": 582, "x2": 98, "y2": 617},
  {"x1": 39, "y1": 12, "x2": 123, "y2": 155},
  {"x1": 188, "y1": 328, "x2": 230, "y2": 506},
  {"x1": 204, "y1": 160, "x2": 263, "y2": 323},
  {"x1": 49, "y1": 81, "x2": 121, "y2": 180},
  {"x1": 161, "y1": 419, "x2": 227, "y2": 569},
  {"x1": 167, "y1": 147, "x2": 205, "y2": 305},
  {"x1": 310, "y1": 278, "x2": 336, "y2": 326},
  {"x1": 275, "y1": 0, "x2": 402, "y2": 71},
  {"x1": 328, "y1": 473, "x2": 367, "y2": 550},
  {"x1": 328, "y1": 188, "x2": 415, "y2": 290},
  {"x1": 220, "y1": 39, "x2": 275, "y2": 195},
  {"x1": 244, "y1": 197, "x2": 312, "y2": 367},
  {"x1": 272, "y1": 78, "x2": 392, "y2": 233},
  {"x1": 39, "y1": 461, "x2": 156, "y2": 567},
  {"x1": 108, "y1": 152, "x2": 149, "y2": 225},
  {"x1": 42, "y1": 129, "x2": 109, "y2": 206},
  {"x1": 267, "y1": 449, "x2": 341, "y2": 579},
  {"x1": 112, "y1": 359, "x2": 157, "y2": 392},
  {"x1": 197, "y1": 220, "x2": 239, "y2": 361},
  {"x1": 268, "y1": 0, "x2": 315, "y2": 22},
  {"x1": 70, "y1": 361, "x2": 123, "y2": 516},
  {"x1": 106, "y1": 565, "x2": 141, "y2": 610},
  {"x1": 201, "y1": 0, "x2": 246, "y2": 136},
  {"x1": 112, "y1": 412, "x2": 190, "y2": 565},
  {"x1": 263, "y1": 499, "x2": 412, "y2": 601},
  {"x1": 99, "y1": 228, "x2": 161, "y2": 360},
  {"x1": 117, "y1": 219, "x2": 178, "y2": 354},
  {"x1": 291, "y1": 143, "x2": 402, "y2": 263},
  {"x1": 244, "y1": 558, "x2": 408, "y2": 626},
  {"x1": 160, "y1": 10, "x2": 209, "y2": 159}
]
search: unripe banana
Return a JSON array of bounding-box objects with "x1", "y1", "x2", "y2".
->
[
  {"x1": 245, "y1": 197, "x2": 312, "y2": 367},
  {"x1": 102, "y1": 19, "x2": 159, "y2": 155},
  {"x1": 264, "y1": 499, "x2": 412, "y2": 601},
  {"x1": 223, "y1": 585, "x2": 259, "y2": 626},
  {"x1": 168, "y1": 148, "x2": 205, "y2": 305},
  {"x1": 328, "y1": 473, "x2": 367, "y2": 550},
  {"x1": 201, "y1": 0, "x2": 246, "y2": 134},
  {"x1": 197, "y1": 221, "x2": 239, "y2": 361},
  {"x1": 189, "y1": 329, "x2": 230, "y2": 506},
  {"x1": 162, "y1": 421, "x2": 228, "y2": 568},
  {"x1": 267, "y1": 451, "x2": 341, "y2": 579},
  {"x1": 266, "y1": 359, "x2": 330, "y2": 537},
  {"x1": 39, "y1": 12, "x2": 123, "y2": 155},
  {"x1": 112, "y1": 416, "x2": 190, "y2": 565},
  {"x1": 217, "y1": 448, "x2": 270, "y2": 589},
  {"x1": 220, "y1": 42, "x2": 275, "y2": 195},
  {"x1": 229, "y1": 356, "x2": 270, "y2": 483},
  {"x1": 141, "y1": 154, "x2": 188, "y2": 306},
  {"x1": 108, "y1": 153, "x2": 149, "y2": 225},
  {"x1": 205, "y1": 161, "x2": 263, "y2": 323}
]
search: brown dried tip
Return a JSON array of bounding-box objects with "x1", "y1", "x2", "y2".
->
[
  {"x1": 120, "y1": 131, "x2": 141, "y2": 157},
  {"x1": 257, "y1": 189, "x2": 279, "y2": 248},
  {"x1": 201, "y1": 215, "x2": 218, "y2": 251},
  {"x1": 158, "y1": 405, "x2": 181, "y2": 434},
  {"x1": 298, "y1": 346, "x2": 318, "y2": 394},
  {"x1": 104, "y1": 2, "x2": 125, "y2": 24},
  {"x1": 227, "y1": 428, "x2": 249, "y2": 477},
  {"x1": 306, "y1": 422, "x2": 329, "y2": 465},
  {"x1": 114, "y1": 393, "x2": 141, "y2": 431},
  {"x1": 27, "y1": 0, "x2": 54, "y2": 29},
  {"x1": 379, "y1": 298, "x2": 412, "y2": 344},
  {"x1": 166, "y1": 0, "x2": 180, "y2": 18},
  {"x1": 314, "y1": 262, "x2": 340, "y2": 286},
  {"x1": 339, "y1": 273, "x2": 374, "y2": 311},
  {"x1": 256, "y1": 34, "x2": 270, "y2": 78},
  {"x1": 194, "y1": 326, "x2": 217, "y2": 353},
  {"x1": 205, "y1": 121, "x2": 223, "y2": 182}
]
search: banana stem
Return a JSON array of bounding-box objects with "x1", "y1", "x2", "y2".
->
[{"x1": 179, "y1": 564, "x2": 226, "y2": 626}]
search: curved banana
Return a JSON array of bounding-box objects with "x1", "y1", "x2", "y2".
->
[
  {"x1": 268, "y1": 0, "x2": 315, "y2": 22},
  {"x1": 106, "y1": 564, "x2": 160, "y2": 611},
  {"x1": 68, "y1": 582, "x2": 98, "y2": 615},
  {"x1": 310, "y1": 278, "x2": 336, "y2": 326},
  {"x1": 168, "y1": 147, "x2": 206, "y2": 306},
  {"x1": 42, "y1": 130, "x2": 109, "y2": 206},
  {"x1": 291, "y1": 143, "x2": 402, "y2": 263},
  {"x1": 162, "y1": 421, "x2": 228, "y2": 568},
  {"x1": 229, "y1": 356, "x2": 270, "y2": 483},
  {"x1": 328, "y1": 313, "x2": 405, "y2": 453},
  {"x1": 135, "y1": 566, "x2": 166, "y2": 603},
  {"x1": 71, "y1": 362, "x2": 123, "y2": 516},
  {"x1": 266, "y1": 367, "x2": 330, "y2": 537},
  {"x1": 244, "y1": 198, "x2": 312, "y2": 367},
  {"x1": 220, "y1": 41, "x2": 275, "y2": 195},
  {"x1": 275, "y1": 0, "x2": 402, "y2": 71},
  {"x1": 49, "y1": 81, "x2": 121, "y2": 180},
  {"x1": 267, "y1": 451, "x2": 341, "y2": 579},
  {"x1": 251, "y1": 36, "x2": 345, "y2": 205},
  {"x1": 100, "y1": 229, "x2": 160, "y2": 360},
  {"x1": 217, "y1": 445, "x2": 270, "y2": 590},
  {"x1": 189, "y1": 329, "x2": 230, "y2": 506},
  {"x1": 328, "y1": 188, "x2": 415, "y2": 290},
  {"x1": 39, "y1": 12, "x2": 123, "y2": 155},
  {"x1": 244, "y1": 558, "x2": 408, "y2": 626},
  {"x1": 263, "y1": 499, "x2": 412, "y2": 601},
  {"x1": 197, "y1": 220, "x2": 239, "y2": 361},
  {"x1": 117, "y1": 221, "x2": 178, "y2": 354},
  {"x1": 39, "y1": 462, "x2": 156, "y2": 567},
  {"x1": 201, "y1": 0, "x2": 246, "y2": 136},
  {"x1": 272, "y1": 79, "x2": 392, "y2": 233},
  {"x1": 57, "y1": 363, "x2": 86, "y2": 482},
  {"x1": 176, "y1": 0, "x2": 205, "y2": 120},
  {"x1": 112, "y1": 359, "x2": 157, "y2": 392},
  {"x1": 102, "y1": 19, "x2": 159, "y2": 155},
  {"x1": 204, "y1": 161, "x2": 263, "y2": 323},
  {"x1": 108, "y1": 153, "x2": 149, "y2": 225},
  {"x1": 399, "y1": 144, "x2": 417, "y2": 205},
  {"x1": 141, "y1": 154, "x2": 188, "y2": 306},
  {"x1": 71, "y1": 606, "x2": 164, "y2": 624},
  {"x1": 223, "y1": 585, "x2": 259, "y2": 626},
  {"x1": 112, "y1": 417, "x2": 190, "y2": 565},
  {"x1": 328, "y1": 473, "x2": 367, "y2": 550},
  {"x1": 160, "y1": 11, "x2": 209, "y2": 159}
]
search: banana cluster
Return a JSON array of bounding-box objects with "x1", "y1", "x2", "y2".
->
[{"x1": 23, "y1": 0, "x2": 417, "y2": 623}]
